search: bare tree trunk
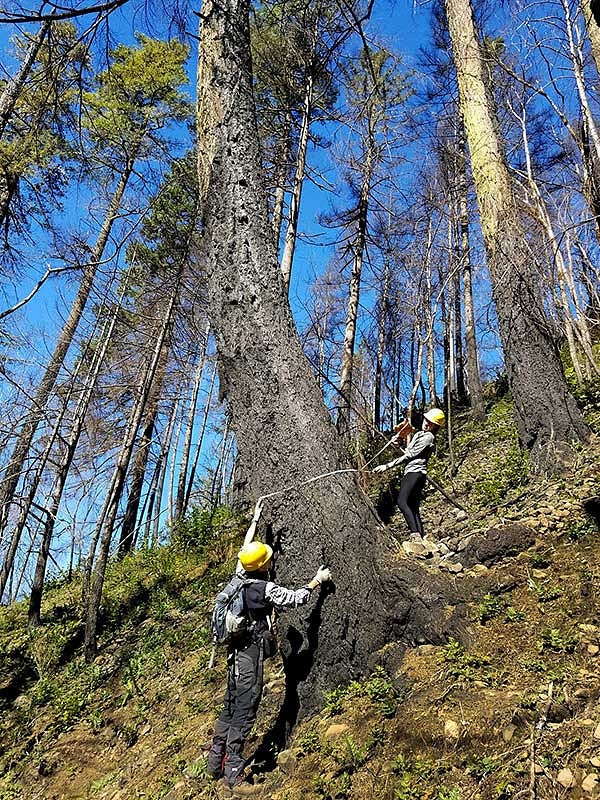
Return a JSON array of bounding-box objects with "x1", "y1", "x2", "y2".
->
[
  {"x1": 0, "y1": 20, "x2": 51, "y2": 138},
  {"x1": 271, "y1": 110, "x2": 292, "y2": 249},
  {"x1": 280, "y1": 56, "x2": 315, "y2": 291},
  {"x1": 457, "y1": 132, "x2": 484, "y2": 418},
  {"x1": 27, "y1": 295, "x2": 122, "y2": 625},
  {"x1": 580, "y1": 0, "x2": 600, "y2": 77},
  {"x1": 84, "y1": 280, "x2": 180, "y2": 658},
  {"x1": 337, "y1": 143, "x2": 374, "y2": 438},
  {"x1": 518, "y1": 104, "x2": 600, "y2": 380},
  {"x1": 184, "y1": 359, "x2": 217, "y2": 511},
  {"x1": 118, "y1": 347, "x2": 170, "y2": 556},
  {"x1": 374, "y1": 256, "x2": 391, "y2": 431},
  {"x1": 174, "y1": 324, "x2": 210, "y2": 519},
  {"x1": 0, "y1": 149, "x2": 140, "y2": 541},
  {"x1": 445, "y1": 0, "x2": 589, "y2": 468}
]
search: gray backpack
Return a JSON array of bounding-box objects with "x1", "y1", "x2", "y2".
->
[{"x1": 211, "y1": 576, "x2": 254, "y2": 645}]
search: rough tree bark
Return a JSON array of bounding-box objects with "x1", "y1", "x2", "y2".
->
[
  {"x1": 196, "y1": 0, "x2": 457, "y2": 717},
  {"x1": 445, "y1": 0, "x2": 589, "y2": 468}
]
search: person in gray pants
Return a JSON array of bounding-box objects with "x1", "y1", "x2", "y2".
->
[{"x1": 207, "y1": 532, "x2": 332, "y2": 792}]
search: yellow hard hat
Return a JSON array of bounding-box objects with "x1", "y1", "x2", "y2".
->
[
  {"x1": 424, "y1": 408, "x2": 446, "y2": 427},
  {"x1": 239, "y1": 541, "x2": 273, "y2": 572}
]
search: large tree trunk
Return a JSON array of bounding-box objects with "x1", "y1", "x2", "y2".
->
[
  {"x1": 196, "y1": 0, "x2": 455, "y2": 717},
  {"x1": 445, "y1": 0, "x2": 589, "y2": 468}
]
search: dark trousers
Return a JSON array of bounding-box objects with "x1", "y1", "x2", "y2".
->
[
  {"x1": 208, "y1": 640, "x2": 264, "y2": 785},
  {"x1": 396, "y1": 471, "x2": 426, "y2": 534}
]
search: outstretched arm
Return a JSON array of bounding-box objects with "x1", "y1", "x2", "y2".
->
[{"x1": 242, "y1": 498, "x2": 264, "y2": 546}]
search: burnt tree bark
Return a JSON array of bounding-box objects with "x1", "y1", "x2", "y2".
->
[{"x1": 196, "y1": 0, "x2": 457, "y2": 718}]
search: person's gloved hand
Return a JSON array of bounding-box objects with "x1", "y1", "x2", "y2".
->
[
  {"x1": 372, "y1": 464, "x2": 388, "y2": 474},
  {"x1": 314, "y1": 565, "x2": 332, "y2": 584}
]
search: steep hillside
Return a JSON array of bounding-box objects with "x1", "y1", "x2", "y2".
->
[{"x1": 1, "y1": 401, "x2": 599, "y2": 800}]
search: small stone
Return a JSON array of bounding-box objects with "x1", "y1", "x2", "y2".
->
[
  {"x1": 582, "y1": 719, "x2": 596, "y2": 726},
  {"x1": 447, "y1": 562, "x2": 463, "y2": 574},
  {"x1": 502, "y1": 724, "x2": 516, "y2": 742},
  {"x1": 456, "y1": 536, "x2": 473, "y2": 552},
  {"x1": 277, "y1": 749, "x2": 297, "y2": 775},
  {"x1": 532, "y1": 569, "x2": 548, "y2": 579},
  {"x1": 324, "y1": 723, "x2": 349, "y2": 741},
  {"x1": 469, "y1": 564, "x2": 489, "y2": 575},
  {"x1": 594, "y1": 723, "x2": 600, "y2": 740},
  {"x1": 582, "y1": 773, "x2": 599, "y2": 793},
  {"x1": 588, "y1": 645, "x2": 600, "y2": 656},
  {"x1": 590, "y1": 757, "x2": 600, "y2": 769},
  {"x1": 557, "y1": 767, "x2": 575, "y2": 789},
  {"x1": 264, "y1": 680, "x2": 284, "y2": 695},
  {"x1": 444, "y1": 719, "x2": 460, "y2": 740},
  {"x1": 580, "y1": 624, "x2": 599, "y2": 635},
  {"x1": 402, "y1": 541, "x2": 427, "y2": 557}
]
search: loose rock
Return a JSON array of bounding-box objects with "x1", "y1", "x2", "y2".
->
[{"x1": 557, "y1": 767, "x2": 575, "y2": 789}]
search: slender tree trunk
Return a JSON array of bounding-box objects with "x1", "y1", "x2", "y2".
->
[
  {"x1": 27, "y1": 290, "x2": 124, "y2": 624},
  {"x1": 580, "y1": 0, "x2": 600, "y2": 77},
  {"x1": 271, "y1": 110, "x2": 292, "y2": 250},
  {"x1": 457, "y1": 132, "x2": 484, "y2": 418},
  {"x1": 0, "y1": 148, "x2": 141, "y2": 540},
  {"x1": 445, "y1": 0, "x2": 589, "y2": 467},
  {"x1": 175, "y1": 323, "x2": 210, "y2": 520},
  {"x1": 118, "y1": 347, "x2": 169, "y2": 556},
  {"x1": 374, "y1": 256, "x2": 391, "y2": 431},
  {"x1": 84, "y1": 281, "x2": 180, "y2": 658},
  {"x1": 0, "y1": 20, "x2": 51, "y2": 138},
  {"x1": 184, "y1": 359, "x2": 217, "y2": 511},
  {"x1": 519, "y1": 106, "x2": 600, "y2": 380},
  {"x1": 280, "y1": 69, "x2": 314, "y2": 292},
  {"x1": 337, "y1": 142, "x2": 374, "y2": 438},
  {"x1": 196, "y1": 0, "x2": 454, "y2": 716}
]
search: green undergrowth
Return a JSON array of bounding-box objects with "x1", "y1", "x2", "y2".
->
[
  {"x1": 1, "y1": 401, "x2": 600, "y2": 800},
  {"x1": 429, "y1": 397, "x2": 530, "y2": 509}
]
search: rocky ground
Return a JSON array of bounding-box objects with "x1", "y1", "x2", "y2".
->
[{"x1": 1, "y1": 405, "x2": 600, "y2": 800}]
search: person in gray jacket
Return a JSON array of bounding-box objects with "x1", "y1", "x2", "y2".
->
[
  {"x1": 207, "y1": 504, "x2": 332, "y2": 792},
  {"x1": 373, "y1": 408, "x2": 445, "y2": 536}
]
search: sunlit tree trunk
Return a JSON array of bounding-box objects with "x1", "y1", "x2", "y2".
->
[
  {"x1": 280, "y1": 62, "x2": 315, "y2": 291},
  {"x1": 337, "y1": 136, "x2": 374, "y2": 438},
  {"x1": 445, "y1": 0, "x2": 589, "y2": 467},
  {"x1": 457, "y1": 132, "x2": 484, "y2": 418}
]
